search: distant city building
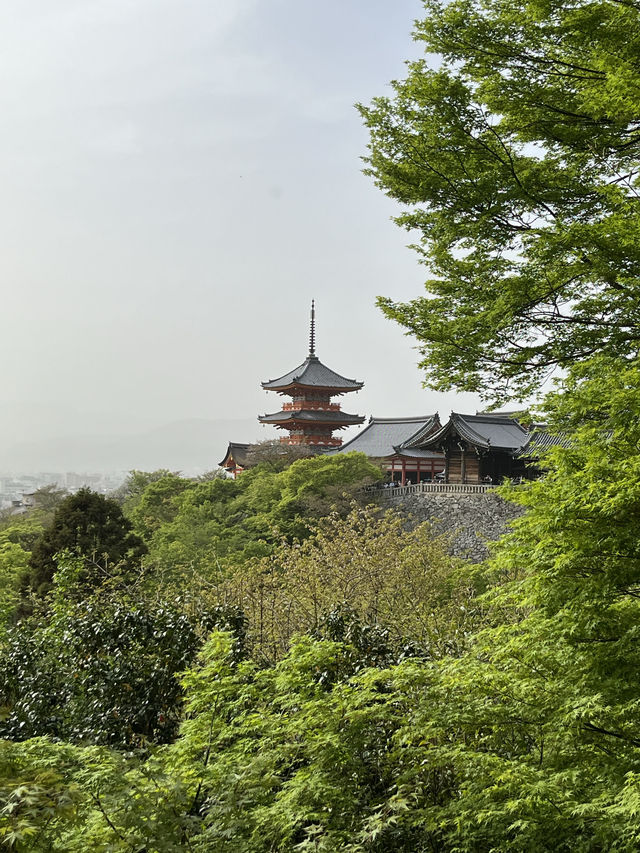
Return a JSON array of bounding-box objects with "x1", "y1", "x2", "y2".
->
[
  {"x1": 65, "y1": 472, "x2": 101, "y2": 489},
  {"x1": 0, "y1": 471, "x2": 125, "y2": 509}
]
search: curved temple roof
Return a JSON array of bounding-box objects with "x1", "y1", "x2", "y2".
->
[
  {"x1": 219, "y1": 442, "x2": 251, "y2": 469},
  {"x1": 418, "y1": 413, "x2": 529, "y2": 452},
  {"x1": 331, "y1": 415, "x2": 442, "y2": 458},
  {"x1": 259, "y1": 409, "x2": 365, "y2": 427},
  {"x1": 262, "y1": 355, "x2": 363, "y2": 393},
  {"x1": 519, "y1": 429, "x2": 573, "y2": 457}
]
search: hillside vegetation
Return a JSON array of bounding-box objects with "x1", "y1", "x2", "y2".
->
[
  {"x1": 4, "y1": 0, "x2": 640, "y2": 847},
  {"x1": 2, "y1": 360, "x2": 640, "y2": 850}
]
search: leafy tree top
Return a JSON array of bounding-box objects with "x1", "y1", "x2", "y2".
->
[
  {"x1": 360, "y1": 0, "x2": 640, "y2": 402},
  {"x1": 24, "y1": 488, "x2": 147, "y2": 597}
]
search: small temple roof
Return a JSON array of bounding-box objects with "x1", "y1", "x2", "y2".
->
[
  {"x1": 219, "y1": 442, "x2": 251, "y2": 469},
  {"x1": 261, "y1": 355, "x2": 363, "y2": 393},
  {"x1": 519, "y1": 429, "x2": 573, "y2": 458},
  {"x1": 331, "y1": 415, "x2": 441, "y2": 458},
  {"x1": 418, "y1": 413, "x2": 529, "y2": 452},
  {"x1": 399, "y1": 415, "x2": 444, "y2": 449},
  {"x1": 392, "y1": 446, "x2": 445, "y2": 460},
  {"x1": 259, "y1": 409, "x2": 365, "y2": 426}
]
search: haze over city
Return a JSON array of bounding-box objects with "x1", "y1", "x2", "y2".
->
[{"x1": 1, "y1": 0, "x2": 482, "y2": 473}]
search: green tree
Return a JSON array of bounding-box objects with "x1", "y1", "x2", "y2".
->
[
  {"x1": 0, "y1": 736, "x2": 188, "y2": 852},
  {"x1": 30, "y1": 484, "x2": 69, "y2": 513},
  {"x1": 0, "y1": 543, "x2": 29, "y2": 637},
  {"x1": 1, "y1": 557, "x2": 246, "y2": 748},
  {"x1": 244, "y1": 439, "x2": 317, "y2": 471},
  {"x1": 113, "y1": 468, "x2": 179, "y2": 510},
  {"x1": 128, "y1": 473, "x2": 194, "y2": 540},
  {"x1": 0, "y1": 516, "x2": 50, "y2": 632},
  {"x1": 142, "y1": 476, "x2": 253, "y2": 581},
  {"x1": 109, "y1": 468, "x2": 180, "y2": 524},
  {"x1": 134, "y1": 454, "x2": 382, "y2": 586},
  {"x1": 23, "y1": 488, "x2": 146, "y2": 597},
  {"x1": 241, "y1": 451, "x2": 382, "y2": 540},
  {"x1": 360, "y1": 0, "x2": 640, "y2": 402},
  {"x1": 225, "y1": 505, "x2": 481, "y2": 664}
]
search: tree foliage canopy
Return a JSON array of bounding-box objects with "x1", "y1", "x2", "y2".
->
[
  {"x1": 225, "y1": 505, "x2": 481, "y2": 664},
  {"x1": 360, "y1": 0, "x2": 640, "y2": 401},
  {"x1": 0, "y1": 557, "x2": 245, "y2": 749},
  {"x1": 7, "y1": 358, "x2": 640, "y2": 851},
  {"x1": 133, "y1": 454, "x2": 382, "y2": 581},
  {"x1": 23, "y1": 488, "x2": 147, "y2": 597}
]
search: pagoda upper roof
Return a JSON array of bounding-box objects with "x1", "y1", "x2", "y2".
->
[
  {"x1": 262, "y1": 355, "x2": 363, "y2": 393},
  {"x1": 417, "y1": 413, "x2": 529, "y2": 452},
  {"x1": 259, "y1": 409, "x2": 365, "y2": 426},
  {"x1": 330, "y1": 415, "x2": 441, "y2": 458}
]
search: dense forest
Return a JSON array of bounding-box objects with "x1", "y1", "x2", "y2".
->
[{"x1": 3, "y1": 0, "x2": 640, "y2": 849}]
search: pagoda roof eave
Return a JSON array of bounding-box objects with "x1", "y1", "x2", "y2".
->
[
  {"x1": 261, "y1": 355, "x2": 363, "y2": 392},
  {"x1": 269, "y1": 384, "x2": 356, "y2": 396},
  {"x1": 259, "y1": 410, "x2": 365, "y2": 426}
]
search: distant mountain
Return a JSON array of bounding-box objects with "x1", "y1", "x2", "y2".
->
[{"x1": 0, "y1": 419, "x2": 264, "y2": 474}]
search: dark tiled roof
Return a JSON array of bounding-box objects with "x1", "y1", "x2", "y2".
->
[
  {"x1": 399, "y1": 415, "x2": 443, "y2": 449},
  {"x1": 219, "y1": 442, "x2": 251, "y2": 469},
  {"x1": 331, "y1": 415, "x2": 441, "y2": 458},
  {"x1": 259, "y1": 409, "x2": 365, "y2": 425},
  {"x1": 392, "y1": 446, "x2": 444, "y2": 460},
  {"x1": 262, "y1": 355, "x2": 363, "y2": 392},
  {"x1": 519, "y1": 429, "x2": 573, "y2": 457},
  {"x1": 419, "y1": 413, "x2": 529, "y2": 452}
]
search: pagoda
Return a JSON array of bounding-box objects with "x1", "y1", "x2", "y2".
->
[{"x1": 259, "y1": 302, "x2": 365, "y2": 447}]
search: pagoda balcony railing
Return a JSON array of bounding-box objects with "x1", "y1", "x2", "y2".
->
[
  {"x1": 282, "y1": 401, "x2": 341, "y2": 412},
  {"x1": 280, "y1": 435, "x2": 342, "y2": 446}
]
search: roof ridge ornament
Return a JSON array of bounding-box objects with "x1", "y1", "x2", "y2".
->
[{"x1": 309, "y1": 299, "x2": 316, "y2": 357}]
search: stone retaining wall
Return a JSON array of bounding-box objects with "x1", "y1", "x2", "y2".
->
[{"x1": 382, "y1": 490, "x2": 524, "y2": 562}]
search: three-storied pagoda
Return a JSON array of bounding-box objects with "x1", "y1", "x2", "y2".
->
[{"x1": 259, "y1": 302, "x2": 365, "y2": 447}]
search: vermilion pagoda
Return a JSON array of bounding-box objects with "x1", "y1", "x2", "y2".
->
[{"x1": 259, "y1": 302, "x2": 364, "y2": 447}]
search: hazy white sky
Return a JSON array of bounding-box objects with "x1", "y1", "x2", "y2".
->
[{"x1": 0, "y1": 0, "x2": 482, "y2": 454}]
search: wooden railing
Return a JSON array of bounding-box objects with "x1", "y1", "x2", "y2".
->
[
  {"x1": 362, "y1": 482, "x2": 498, "y2": 498},
  {"x1": 280, "y1": 435, "x2": 342, "y2": 446},
  {"x1": 282, "y1": 401, "x2": 340, "y2": 412}
]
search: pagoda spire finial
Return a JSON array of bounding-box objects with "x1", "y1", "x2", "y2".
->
[{"x1": 309, "y1": 299, "x2": 316, "y2": 357}]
